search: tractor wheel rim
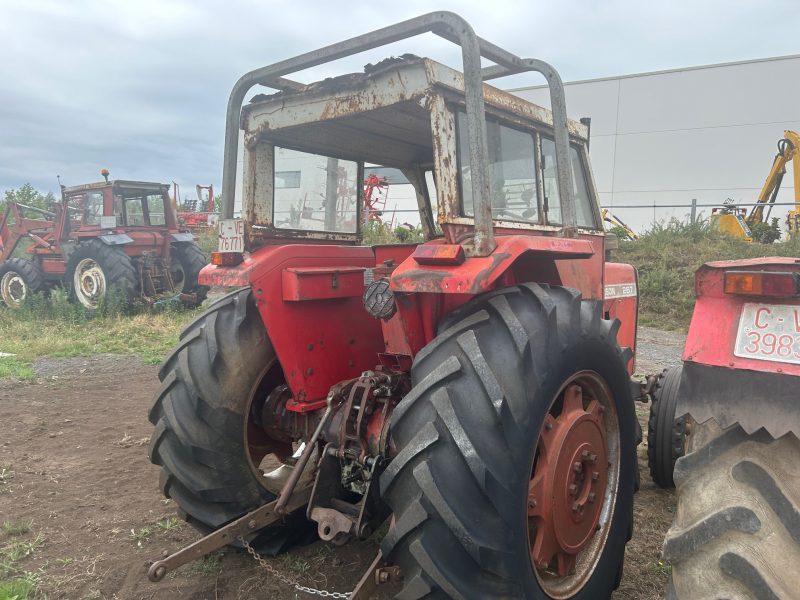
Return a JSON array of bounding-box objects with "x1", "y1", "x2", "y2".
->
[
  {"x1": 243, "y1": 362, "x2": 296, "y2": 496},
  {"x1": 74, "y1": 258, "x2": 106, "y2": 309},
  {"x1": 1, "y1": 272, "x2": 26, "y2": 307},
  {"x1": 528, "y1": 371, "x2": 620, "y2": 598}
]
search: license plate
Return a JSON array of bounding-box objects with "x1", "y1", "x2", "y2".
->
[
  {"x1": 218, "y1": 219, "x2": 244, "y2": 253},
  {"x1": 734, "y1": 302, "x2": 800, "y2": 365}
]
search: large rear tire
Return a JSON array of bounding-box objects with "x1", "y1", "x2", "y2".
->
[
  {"x1": 664, "y1": 419, "x2": 800, "y2": 599},
  {"x1": 65, "y1": 239, "x2": 136, "y2": 310},
  {"x1": 148, "y1": 288, "x2": 306, "y2": 550},
  {"x1": 380, "y1": 284, "x2": 637, "y2": 599},
  {"x1": 647, "y1": 367, "x2": 686, "y2": 488},
  {"x1": 0, "y1": 258, "x2": 44, "y2": 308}
]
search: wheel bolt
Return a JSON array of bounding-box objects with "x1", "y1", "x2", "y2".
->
[
  {"x1": 528, "y1": 499, "x2": 537, "y2": 509},
  {"x1": 544, "y1": 422, "x2": 553, "y2": 431},
  {"x1": 589, "y1": 453, "x2": 597, "y2": 463},
  {"x1": 592, "y1": 472, "x2": 599, "y2": 481},
  {"x1": 588, "y1": 492, "x2": 596, "y2": 503},
  {"x1": 572, "y1": 462, "x2": 582, "y2": 473},
  {"x1": 538, "y1": 560, "x2": 549, "y2": 570},
  {"x1": 581, "y1": 450, "x2": 590, "y2": 459},
  {"x1": 568, "y1": 484, "x2": 578, "y2": 496},
  {"x1": 572, "y1": 502, "x2": 580, "y2": 512}
]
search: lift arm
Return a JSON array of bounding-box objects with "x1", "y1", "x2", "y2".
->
[{"x1": 747, "y1": 130, "x2": 799, "y2": 226}]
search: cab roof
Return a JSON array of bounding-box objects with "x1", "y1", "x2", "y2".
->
[
  {"x1": 241, "y1": 56, "x2": 588, "y2": 167},
  {"x1": 63, "y1": 181, "x2": 170, "y2": 194}
]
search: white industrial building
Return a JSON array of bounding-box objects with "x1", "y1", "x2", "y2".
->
[
  {"x1": 514, "y1": 53, "x2": 800, "y2": 232},
  {"x1": 235, "y1": 54, "x2": 800, "y2": 234}
]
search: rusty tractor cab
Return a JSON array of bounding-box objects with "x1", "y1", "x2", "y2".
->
[
  {"x1": 0, "y1": 176, "x2": 208, "y2": 310},
  {"x1": 147, "y1": 12, "x2": 642, "y2": 599},
  {"x1": 646, "y1": 259, "x2": 800, "y2": 598}
]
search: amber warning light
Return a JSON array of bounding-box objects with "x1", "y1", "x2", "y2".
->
[
  {"x1": 724, "y1": 271, "x2": 800, "y2": 297},
  {"x1": 210, "y1": 251, "x2": 243, "y2": 266}
]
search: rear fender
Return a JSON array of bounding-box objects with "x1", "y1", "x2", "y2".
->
[
  {"x1": 603, "y1": 262, "x2": 638, "y2": 374},
  {"x1": 390, "y1": 234, "x2": 603, "y2": 298}
]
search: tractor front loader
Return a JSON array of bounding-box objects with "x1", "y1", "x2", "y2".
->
[
  {"x1": 147, "y1": 12, "x2": 644, "y2": 599},
  {"x1": 647, "y1": 259, "x2": 800, "y2": 598},
  {"x1": 0, "y1": 177, "x2": 208, "y2": 310}
]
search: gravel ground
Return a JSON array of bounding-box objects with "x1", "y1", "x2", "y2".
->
[{"x1": 635, "y1": 326, "x2": 686, "y2": 376}]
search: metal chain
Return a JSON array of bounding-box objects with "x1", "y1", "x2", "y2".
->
[{"x1": 238, "y1": 536, "x2": 352, "y2": 598}]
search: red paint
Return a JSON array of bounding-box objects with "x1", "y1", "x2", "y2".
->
[{"x1": 684, "y1": 259, "x2": 800, "y2": 377}]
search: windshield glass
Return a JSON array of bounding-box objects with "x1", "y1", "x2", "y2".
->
[
  {"x1": 114, "y1": 189, "x2": 167, "y2": 226},
  {"x1": 273, "y1": 147, "x2": 359, "y2": 233}
]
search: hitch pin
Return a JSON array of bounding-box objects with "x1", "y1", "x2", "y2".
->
[{"x1": 275, "y1": 391, "x2": 336, "y2": 513}]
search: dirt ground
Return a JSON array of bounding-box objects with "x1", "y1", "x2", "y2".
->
[{"x1": 0, "y1": 328, "x2": 682, "y2": 599}]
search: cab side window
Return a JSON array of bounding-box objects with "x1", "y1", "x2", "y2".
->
[{"x1": 540, "y1": 138, "x2": 598, "y2": 228}]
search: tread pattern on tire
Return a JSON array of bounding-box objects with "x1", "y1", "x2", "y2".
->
[
  {"x1": 665, "y1": 418, "x2": 800, "y2": 600},
  {"x1": 647, "y1": 367, "x2": 686, "y2": 488},
  {"x1": 0, "y1": 258, "x2": 45, "y2": 305},
  {"x1": 170, "y1": 242, "x2": 209, "y2": 302},
  {"x1": 380, "y1": 283, "x2": 636, "y2": 600},
  {"x1": 66, "y1": 239, "x2": 137, "y2": 303},
  {"x1": 148, "y1": 288, "x2": 276, "y2": 531}
]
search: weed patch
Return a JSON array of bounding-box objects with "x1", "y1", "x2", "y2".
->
[
  {"x1": 2, "y1": 520, "x2": 32, "y2": 537},
  {"x1": 612, "y1": 219, "x2": 800, "y2": 329},
  {"x1": 0, "y1": 295, "x2": 202, "y2": 379}
]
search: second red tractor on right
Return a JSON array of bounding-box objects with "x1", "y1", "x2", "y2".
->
[{"x1": 648, "y1": 258, "x2": 800, "y2": 598}]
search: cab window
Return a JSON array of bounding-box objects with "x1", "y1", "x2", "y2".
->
[
  {"x1": 457, "y1": 111, "x2": 539, "y2": 223},
  {"x1": 540, "y1": 138, "x2": 598, "y2": 228}
]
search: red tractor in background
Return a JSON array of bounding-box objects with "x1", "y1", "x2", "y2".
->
[
  {"x1": 646, "y1": 259, "x2": 800, "y2": 598},
  {"x1": 147, "y1": 13, "x2": 644, "y2": 598},
  {"x1": 0, "y1": 172, "x2": 208, "y2": 310}
]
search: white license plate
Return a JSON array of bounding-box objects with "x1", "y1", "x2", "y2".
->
[
  {"x1": 218, "y1": 219, "x2": 244, "y2": 253},
  {"x1": 734, "y1": 302, "x2": 800, "y2": 365}
]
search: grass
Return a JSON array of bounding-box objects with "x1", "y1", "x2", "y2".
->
[
  {"x1": 0, "y1": 466, "x2": 13, "y2": 495},
  {"x1": 0, "y1": 288, "x2": 202, "y2": 380},
  {"x1": 0, "y1": 532, "x2": 45, "y2": 600},
  {"x1": 156, "y1": 517, "x2": 182, "y2": 532},
  {"x1": 128, "y1": 527, "x2": 153, "y2": 547},
  {"x1": 612, "y1": 219, "x2": 800, "y2": 329},
  {"x1": 1, "y1": 521, "x2": 32, "y2": 538}
]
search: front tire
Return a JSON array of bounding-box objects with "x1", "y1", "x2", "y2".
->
[
  {"x1": 647, "y1": 367, "x2": 686, "y2": 488},
  {"x1": 380, "y1": 284, "x2": 636, "y2": 599},
  {"x1": 664, "y1": 419, "x2": 800, "y2": 599},
  {"x1": 0, "y1": 258, "x2": 44, "y2": 308}
]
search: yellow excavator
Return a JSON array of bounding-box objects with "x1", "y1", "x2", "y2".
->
[{"x1": 712, "y1": 130, "x2": 799, "y2": 240}]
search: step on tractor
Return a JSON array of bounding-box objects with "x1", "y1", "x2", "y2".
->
[
  {"x1": 0, "y1": 173, "x2": 208, "y2": 310},
  {"x1": 146, "y1": 12, "x2": 645, "y2": 598},
  {"x1": 646, "y1": 259, "x2": 800, "y2": 598}
]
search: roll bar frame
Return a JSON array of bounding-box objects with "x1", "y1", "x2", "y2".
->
[{"x1": 221, "y1": 11, "x2": 576, "y2": 256}]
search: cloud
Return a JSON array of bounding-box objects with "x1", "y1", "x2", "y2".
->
[{"x1": 1, "y1": 0, "x2": 798, "y2": 199}]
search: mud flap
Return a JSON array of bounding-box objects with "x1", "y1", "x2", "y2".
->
[{"x1": 677, "y1": 362, "x2": 800, "y2": 438}]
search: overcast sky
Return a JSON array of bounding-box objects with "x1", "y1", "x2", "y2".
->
[{"x1": 2, "y1": 0, "x2": 798, "y2": 201}]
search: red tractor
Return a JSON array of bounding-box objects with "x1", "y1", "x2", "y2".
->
[
  {"x1": 0, "y1": 174, "x2": 208, "y2": 310},
  {"x1": 147, "y1": 13, "x2": 643, "y2": 598},
  {"x1": 647, "y1": 259, "x2": 800, "y2": 598}
]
